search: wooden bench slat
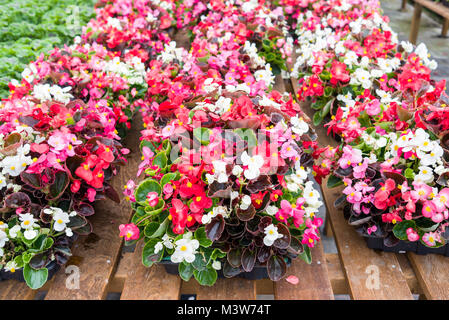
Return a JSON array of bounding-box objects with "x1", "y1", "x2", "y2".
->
[
  {"x1": 44, "y1": 116, "x2": 143, "y2": 300},
  {"x1": 415, "y1": 0, "x2": 449, "y2": 19},
  {"x1": 274, "y1": 241, "x2": 334, "y2": 300},
  {"x1": 0, "y1": 281, "x2": 36, "y2": 300},
  {"x1": 408, "y1": 252, "x2": 449, "y2": 299},
  {"x1": 120, "y1": 243, "x2": 182, "y2": 300},
  {"x1": 195, "y1": 278, "x2": 257, "y2": 300}
]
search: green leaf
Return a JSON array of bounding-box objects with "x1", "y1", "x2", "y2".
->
[
  {"x1": 313, "y1": 111, "x2": 324, "y2": 126},
  {"x1": 234, "y1": 128, "x2": 257, "y2": 148},
  {"x1": 192, "y1": 253, "x2": 208, "y2": 271},
  {"x1": 142, "y1": 239, "x2": 163, "y2": 267},
  {"x1": 327, "y1": 175, "x2": 343, "y2": 188},
  {"x1": 153, "y1": 152, "x2": 167, "y2": 169},
  {"x1": 321, "y1": 98, "x2": 334, "y2": 117},
  {"x1": 160, "y1": 172, "x2": 178, "y2": 187},
  {"x1": 178, "y1": 262, "x2": 194, "y2": 281},
  {"x1": 404, "y1": 168, "x2": 415, "y2": 180},
  {"x1": 393, "y1": 220, "x2": 416, "y2": 241},
  {"x1": 193, "y1": 127, "x2": 211, "y2": 145},
  {"x1": 135, "y1": 179, "x2": 162, "y2": 205},
  {"x1": 193, "y1": 266, "x2": 217, "y2": 286},
  {"x1": 298, "y1": 246, "x2": 312, "y2": 264},
  {"x1": 23, "y1": 264, "x2": 48, "y2": 290},
  {"x1": 195, "y1": 227, "x2": 213, "y2": 247},
  {"x1": 144, "y1": 217, "x2": 169, "y2": 238}
]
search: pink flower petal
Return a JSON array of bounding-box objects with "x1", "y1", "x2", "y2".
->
[{"x1": 286, "y1": 275, "x2": 299, "y2": 285}]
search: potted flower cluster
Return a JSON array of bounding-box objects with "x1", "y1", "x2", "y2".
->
[
  {"x1": 286, "y1": 0, "x2": 449, "y2": 254},
  {"x1": 0, "y1": 0, "x2": 169, "y2": 288},
  {"x1": 120, "y1": 0, "x2": 325, "y2": 286}
]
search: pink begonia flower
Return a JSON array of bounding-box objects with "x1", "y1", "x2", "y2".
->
[
  {"x1": 365, "y1": 99, "x2": 381, "y2": 116},
  {"x1": 367, "y1": 225, "x2": 377, "y2": 235},
  {"x1": 163, "y1": 183, "x2": 174, "y2": 199},
  {"x1": 280, "y1": 142, "x2": 299, "y2": 159},
  {"x1": 352, "y1": 158, "x2": 369, "y2": 179},
  {"x1": 338, "y1": 146, "x2": 362, "y2": 169},
  {"x1": 433, "y1": 188, "x2": 449, "y2": 212},
  {"x1": 119, "y1": 223, "x2": 140, "y2": 241},
  {"x1": 137, "y1": 146, "x2": 155, "y2": 177},
  {"x1": 302, "y1": 228, "x2": 320, "y2": 248},
  {"x1": 406, "y1": 228, "x2": 419, "y2": 241},
  {"x1": 123, "y1": 180, "x2": 136, "y2": 202},
  {"x1": 286, "y1": 275, "x2": 299, "y2": 285},
  {"x1": 87, "y1": 188, "x2": 96, "y2": 202},
  {"x1": 411, "y1": 182, "x2": 432, "y2": 202},
  {"x1": 422, "y1": 200, "x2": 436, "y2": 218},
  {"x1": 147, "y1": 192, "x2": 159, "y2": 207},
  {"x1": 422, "y1": 232, "x2": 440, "y2": 247},
  {"x1": 121, "y1": 148, "x2": 130, "y2": 155}
]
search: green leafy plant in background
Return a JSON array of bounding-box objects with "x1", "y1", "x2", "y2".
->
[{"x1": 0, "y1": 0, "x2": 96, "y2": 98}]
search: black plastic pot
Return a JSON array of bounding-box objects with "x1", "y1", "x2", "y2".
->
[
  {"x1": 0, "y1": 260, "x2": 61, "y2": 282},
  {"x1": 364, "y1": 235, "x2": 449, "y2": 256},
  {"x1": 160, "y1": 260, "x2": 270, "y2": 280}
]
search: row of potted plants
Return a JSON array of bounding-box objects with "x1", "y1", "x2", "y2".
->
[
  {"x1": 119, "y1": 0, "x2": 325, "y2": 286},
  {"x1": 0, "y1": 0, "x2": 175, "y2": 288},
  {"x1": 284, "y1": 0, "x2": 449, "y2": 254}
]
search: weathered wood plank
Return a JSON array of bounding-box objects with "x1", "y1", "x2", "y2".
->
[
  {"x1": 0, "y1": 281, "x2": 36, "y2": 300},
  {"x1": 410, "y1": 2, "x2": 423, "y2": 44},
  {"x1": 120, "y1": 242, "x2": 182, "y2": 300},
  {"x1": 325, "y1": 253, "x2": 348, "y2": 295},
  {"x1": 408, "y1": 253, "x2": 449, "y2": 299},
  {"x1": 195, "y1": 278, "x2": 257, "y2": 300},
  {"x1": 274, "y1": 241, "x2": 334, "y2": 300},
  {"x1": 44, "y1": 115, "x2": 143, "y2": 300},
  {"x1": 416, "y1": 0, "x2": 449, "y2": 19}
]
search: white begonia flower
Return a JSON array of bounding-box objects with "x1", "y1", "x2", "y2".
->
[
  {"x1": 201, "y1": 206, "x2": 228, "y2": 224},
  {"x1": 0, "y1": 174, "x2": 7, "y2": 190},
  {"x1": 351, "y1": 68, "x2": 372, "y2": 89},
  {"x1": 1, "y1": 154, "x2": 33, "y2": 177},
  {"x1": 304, "y1": 181, "x2": 322, "y2": 207},
  {"x1": 19, "y1": 213, "x2": 37, "y2": 230},
  {"x1": 401, "y1": 40, "x2": 414, "y2": 53},
  {"x1": 240, "y1": 195, "x2": 252, "y2": 210},
  {"x1": 65, "y1": 228, "x2": 73, "y2": 237},
  {"x1": 203, "y1": 78, "x2": 219, "y2": 93},
  {"x1": 212, "y1": 160, "x2": 228, "y2": 184},
  {"x1": 0, "y1": 248, "x2": 3, "y2": 257},
  {"x1": 107, "y1": 17, "x2": 123, "y2": 30},
  {"x1": 214, "y1": 96, "x2": 232, "y2": 114},
  {"x1": 376, "y1": 137, "x2": 387, "y2": 149},
  {"x1": 419, "y1": 144, "x2": 444, "y2": 166},
  {"x1": 343, "y1": 51, "x2": 358, "y2": 66},
  {"x1": 154, "y1": 241, "x2": 164, "y2": 254},
  {"x1": 162, "y1": 234, "x2": 174, "y2": 249},
  {"x1": 8, "y1": 225, "x2": 20, "y2": 238},
  {"x1": 254, "y1": 64, "x2": 275, "y2": 87},
  {"x1": 212, "y1": 260, "x2": 222, "y2": 270},
  {"x1": 290, "y1": 116, "x2": 309, "y2": 136},
  {"x1": 22, "y1": 63, "x2": 37, "y2": 83},
  {"x1": 415, "y1": 166, "x2": 434, "y2": 183},
  {"x1": 258, "y1": 95, "x2": 281, "y2": 109},
  {"x1": 23, "y1": 229, "x2": 38, "y2": 240},
  {"x1": 232, "y1": 165, "x2": 243, "y2": 176},
  {"x1": 266, "y1": 205, "x2": 278, "y2": 216},
  {"x1": 241, "y1": 151, "x2": 264, "y2": 180},
  {"x1": 414, "y1": 43, "x2": 428, "y2": 60},
  {"x1": 263, "y1": 224, "x2": 283, "y2": 246},
  {"x1": 171, "y1": 238, "x2": 200, "y2": 264},
  {"x1": 32, "y1": 84, "x2": 52, "y2": 101},
  {"x1": 0, "y1": 229, "x2": 8, "y2": 247},
  {"x1": 5, "y1": 261, "x2": 18, "y2": 273},
  {"x1": 49, "y1": 86, "x2": 73, "y2": 104},
  {"x1": 53, "y1": 210, "x2": 71, "y2": 232}
]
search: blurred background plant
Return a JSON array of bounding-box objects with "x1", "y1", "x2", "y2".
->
[{"x1": 0, "y1": 0, "x2": 96, "y2": 98}]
